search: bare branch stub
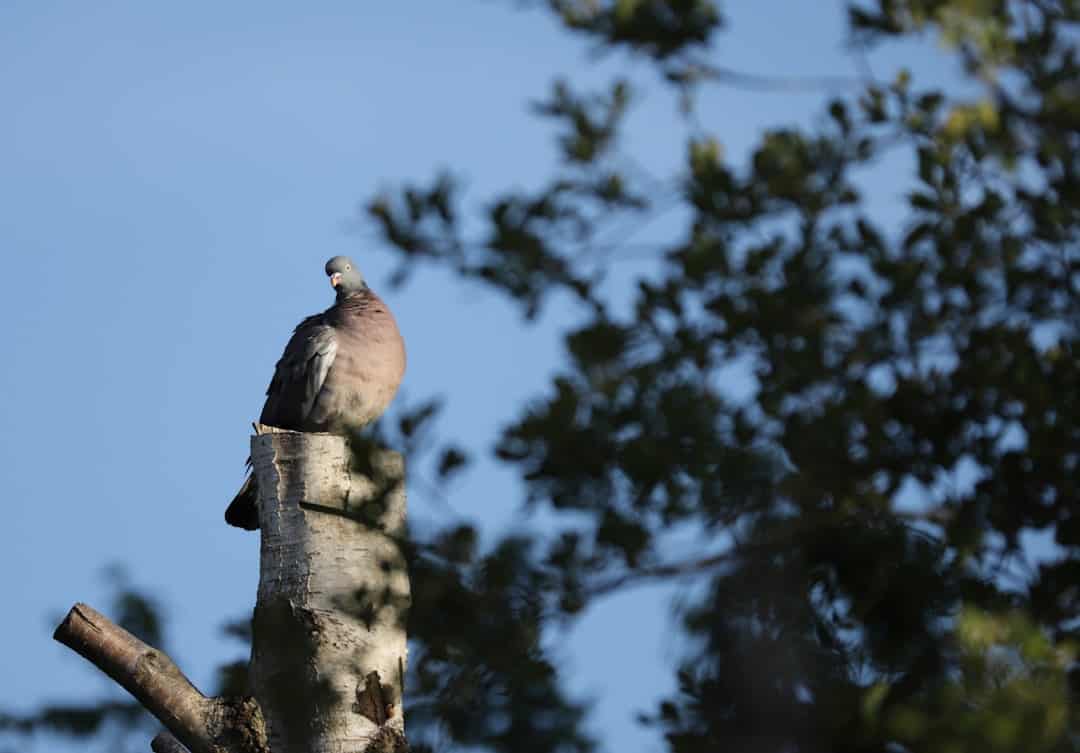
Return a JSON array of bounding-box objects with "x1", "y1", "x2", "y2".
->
[{"x1": 54, "y1": 602, "x2": 268, "y2": 753}]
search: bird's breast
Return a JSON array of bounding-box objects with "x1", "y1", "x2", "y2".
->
[{"x1": 317, "y1": 307, "x2": 406, "y2": 431}]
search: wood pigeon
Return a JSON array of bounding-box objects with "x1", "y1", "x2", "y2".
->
[{"x1": 225, "y1": 256, "x2": 406, "y2": 529}]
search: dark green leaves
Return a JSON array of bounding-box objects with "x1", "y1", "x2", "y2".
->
[
  {"x1": 547, "y1": 0, "x2": 722, "y2": 59},
  {"x1": 367, "y1": 2, "x2": 1080, "y2": 749},
  {"x1": 534, "y1": 79, "x2": 630, "y2": 164}
]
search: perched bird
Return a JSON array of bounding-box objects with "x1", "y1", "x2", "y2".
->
[{"x1": 225, "y1": 255, "x2": 406, "y2": 529}]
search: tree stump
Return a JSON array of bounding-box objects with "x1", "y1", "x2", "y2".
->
[{"x1": 248, "y1": 426, "x2": 409, "y2": 753}]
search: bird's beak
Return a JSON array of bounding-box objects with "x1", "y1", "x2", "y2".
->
[{"x1": 330, "y1": 272, "x2": 342, "y2": 288}]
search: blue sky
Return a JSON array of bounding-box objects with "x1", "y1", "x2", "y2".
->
[{"x1": 0, "y1": 3, "x2": 966, "y2": 751}]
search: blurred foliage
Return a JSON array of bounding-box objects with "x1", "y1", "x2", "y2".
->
[
  {"x1": 8, "y1": 1, "x2": 1080, "y2": 752},
  {"x1": 369, "y1": 1, "x2": 1080, "y2": 751}
]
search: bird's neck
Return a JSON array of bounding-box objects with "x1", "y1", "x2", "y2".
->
[
  {"x1": 334, "y1": 287, "x2": 378, "y2": 314},
  {"x1": 335, "y1": 285, "x2": 370, "y2": 304}
]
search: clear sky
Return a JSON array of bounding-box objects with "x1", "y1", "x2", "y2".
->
[{"x1": 0, "y1": 3, "x2": 961, "y2": 752}]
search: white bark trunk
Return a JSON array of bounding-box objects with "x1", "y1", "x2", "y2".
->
[{"x1": 248, "y1": 426, "x2": 409, "y2": 753}]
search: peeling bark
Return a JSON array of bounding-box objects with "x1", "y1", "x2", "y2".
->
[{"x1": 248, "y1": 426, "x2": 410, "y2": 753}]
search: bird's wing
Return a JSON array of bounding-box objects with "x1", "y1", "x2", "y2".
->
[{"x1": 259, "y1": 313, "x2": 339, "y2": 430}]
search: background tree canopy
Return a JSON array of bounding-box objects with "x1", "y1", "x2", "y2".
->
[{"x1": 4, "y1": 1, "x2": 1077, "y2": 752}]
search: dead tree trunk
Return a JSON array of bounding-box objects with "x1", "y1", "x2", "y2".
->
[
  {"x1": 249, "y1": 426, "x2": 409, "y2": 753},
  {"x1": 54, "y1": 427, "x2": 409, "y2": 753}
]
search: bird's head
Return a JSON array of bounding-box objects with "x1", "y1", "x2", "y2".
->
[{"x1": 325, "y1": 256, "x2": 367, "y2": 297}]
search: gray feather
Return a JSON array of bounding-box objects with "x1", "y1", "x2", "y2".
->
[{"x1": 260, "y1": 314, "x2": 339, "y2": 431}]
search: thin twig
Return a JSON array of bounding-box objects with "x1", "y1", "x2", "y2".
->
[
  {"x1": 699, "y1": 63, "x2": 863, "y2": 93},
  {"x1": 587, "y1": 550, "x2": 735, "y2": 597}
]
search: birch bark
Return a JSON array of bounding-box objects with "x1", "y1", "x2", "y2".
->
[
  {"x1": 248, "y1": 426, "x2": 409, "y2": 753},
  {"x1": 54, "y1": 426, "x2": 408, "y2": 753}
]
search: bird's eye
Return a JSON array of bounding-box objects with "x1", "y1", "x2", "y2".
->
[{"x1": 346, "y1": 265, "x2": 351, "y2": 271}]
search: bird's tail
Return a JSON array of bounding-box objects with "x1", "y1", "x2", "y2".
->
[{"x1": 225, "y1": 473, "x2": 260, "y2": 530}]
